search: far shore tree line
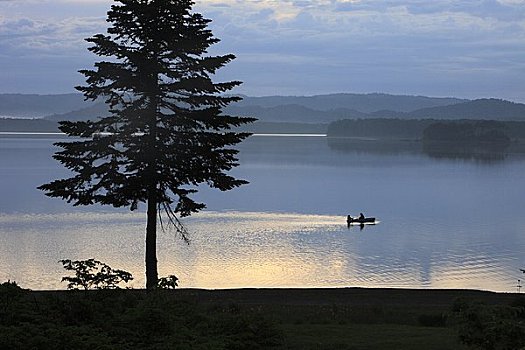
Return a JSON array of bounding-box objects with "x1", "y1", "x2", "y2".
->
[
  {"x1": 4, "y1": 117, "x2": 525, "y2": 143},
  {"x1": 327, "y1": 118, "x2": 525, "y2": 143}
]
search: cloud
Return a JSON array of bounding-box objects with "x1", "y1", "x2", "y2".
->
[
  {"x1": 405, "y1": 0, "x2": 525, "y2": 21},
  {"x1": 195, "y1": 0, "x2": 525, "y2": 100},
  {"x1": 0, "y1": 0, "x2": 524, "y2": 101},
  {"x1": 0, "y1": 15, "x2": 105, "y2": 56}
]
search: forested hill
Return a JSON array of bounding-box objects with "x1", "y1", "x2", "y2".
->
[
  {"x1": 226, "y1": 98, "x2": 525, "y2": 123},
  {"x1": 404, "y1": 99, "x2": 525, "y2": 120},
  {"x1": 12, "y1": 93, "x2": 462, "y2": 124},
  {"x1": 0, "y1": 92, "x2": 466, "y2": 120},
  {"x1": 223, "y1": 104, "x2": 368, "y2": 123},
  {"x1": 44, "y1": 102, "x2": 108, "y2": 122},
  {"x1": 40, "y1": 93, "x2": 469, "y2": 123},
  {"x1": 232, "y1": 93, "x2": 466, "y2": 113},
  {"x1": 0, "y1": 93, "x2": 94, "y2": 118},
  {"x1": 41, "y1": 97, "x2": 525, "y2": 125},
  {"x1": 1, "y1": 94, "x2": 525, "y2": 130}
]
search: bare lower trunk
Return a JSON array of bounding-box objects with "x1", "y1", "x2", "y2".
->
[
  {"x1": 145, "y1": 193, "x2": 158, "y2": 289},
  {"x1": 145, "y1": 87, "x2": 159, "y2": 290}
]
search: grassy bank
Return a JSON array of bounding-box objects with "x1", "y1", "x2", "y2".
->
[{"x1": 1, "y1": 284, "x2": 524, "y2": 349}]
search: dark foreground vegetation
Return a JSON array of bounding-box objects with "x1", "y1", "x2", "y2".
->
[{"x1": 2, "y1": 281, "x2": 525, "y2": 350}]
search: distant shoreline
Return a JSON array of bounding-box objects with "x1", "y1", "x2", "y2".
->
[{"x1": 0, "y1": 132, "x2": 328, "y2": 138}]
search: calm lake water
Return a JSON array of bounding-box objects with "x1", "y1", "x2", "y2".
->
[{"x1": 1, "y1": 135, "x2": 525, "y2": 291}]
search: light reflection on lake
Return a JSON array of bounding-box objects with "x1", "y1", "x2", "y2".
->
[{"x1": 1, "y1": 135, "x2": 525, "y2": 291}]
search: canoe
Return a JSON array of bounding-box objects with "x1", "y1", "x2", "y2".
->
[{"x1": 347, "y1": 217, "x2": 376, "y2": 224}]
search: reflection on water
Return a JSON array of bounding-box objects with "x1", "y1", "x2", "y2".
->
[
  {"x1": 327, "y1": 137, "x2": 421, "y2": 156},
  {"x1": 1, "y1": 135, "x2": 525, "y2": 291},
  {"x1": 0, "y1": 211, "x2": 523, "y2": 292},
  {"x1": 422, "y1": 141, "x2": 509, "y2": 163},
  {"x1": 327, "y1": 137, "x2": 525, "y2": 164}
]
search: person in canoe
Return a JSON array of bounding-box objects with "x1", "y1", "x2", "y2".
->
[
  {"x1": 347, "y1": 213, "x2": 366, "y2": 225},
  {"x1": 347, "y1": 213, "x2": 366, "y2": 226}
]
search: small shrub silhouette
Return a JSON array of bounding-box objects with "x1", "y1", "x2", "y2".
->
[
  {"x1": 60, "y1": 259, "x2": 133, "y2": 290},
  {"x1": 157, "y1": 275, "x2": 179, "y2": 289}
]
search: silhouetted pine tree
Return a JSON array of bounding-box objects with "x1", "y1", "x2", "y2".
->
[{"x1": 38, "y1": 0, "x2": 254, "y2": 289}]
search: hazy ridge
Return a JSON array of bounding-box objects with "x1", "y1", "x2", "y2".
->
[
  {"x1": 1, "y1": 93, "x2": 525, "y2": 133},
  {"x1": 0, "y1": 93, "x2": 95, "y2": 118},
  {"x1": 233, "y1": 93, "x2": 466, "y2": 113}
]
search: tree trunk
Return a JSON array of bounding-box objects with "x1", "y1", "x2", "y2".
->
[
  {"x1": 145, "y1": 74, "x2": 160, "y2": 290},
  {"x1": 145, "y1": 191, "x2": 158, "y2": 289}
]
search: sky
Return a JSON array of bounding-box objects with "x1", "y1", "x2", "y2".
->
[{"x1": 0, "y1": 0, "x2": 524, "y2": 102}]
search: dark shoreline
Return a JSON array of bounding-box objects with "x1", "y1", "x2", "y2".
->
[{"x1": 31, "y1": 286, "x2": 521, "y2": 307}]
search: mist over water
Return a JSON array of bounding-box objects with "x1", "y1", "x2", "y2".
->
[{"x1": 1, "y1": 135, "x2": 524, "y2": 291}]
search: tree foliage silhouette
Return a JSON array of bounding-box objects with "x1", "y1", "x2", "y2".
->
[{"x1": 39, "y1": 0, "x2": 254, "y2": 289}]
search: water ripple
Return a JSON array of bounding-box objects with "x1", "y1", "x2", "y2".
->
[{"x1": 0, "y1": 210, "x2": 523, "y2": 291}]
